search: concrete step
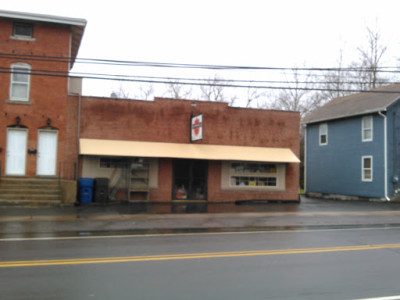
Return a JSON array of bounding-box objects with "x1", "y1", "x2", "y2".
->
[
  {"x1": 0, "y1": 189, "x2": 60, "y2": 195},
  {"x1": 0, "y1": 194, "x2": 61, "y2": 200},
  {"x1": 0, "y1": 178, "x2": 62, "y2": 206},
  {"x1": 0, "y1": 179, "x2": 59, "y2": 187},
  {"x1": 0, "y1": 199, "x2": 62, "y2": 207},
  {"x1": 0, "y1": 184, "x2": 59, "y2": 189}
]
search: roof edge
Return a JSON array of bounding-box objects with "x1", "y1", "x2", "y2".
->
[
  {"x1": 0, "y1": 10, "x2": 87, "y2": 27},
  {"x1": 302, "y1": 85, "x2": 400, "y2": 125},
  {"x1": 302, "y1": 108, "x2": 388, "y2": 125}
]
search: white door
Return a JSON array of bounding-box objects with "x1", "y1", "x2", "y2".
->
[
  {"x1": 37, "y1": 130, "x2": 58, "y2": 176},
  {"x1": 6, "y1": 128, "x2": 28, "y2": 175}
]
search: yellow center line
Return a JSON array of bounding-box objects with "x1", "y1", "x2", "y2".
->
[{"x1": 2, "y1": 243, "x2": 400, "y2": 268}]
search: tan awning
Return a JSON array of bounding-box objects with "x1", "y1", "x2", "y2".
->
[{"x1": 79, "y1": 138, "x2": 300, "y2": 163}]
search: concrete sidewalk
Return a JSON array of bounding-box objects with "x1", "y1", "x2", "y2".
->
[{"x1": 1, "y1": 196, "x2": 400, "y2": 235}]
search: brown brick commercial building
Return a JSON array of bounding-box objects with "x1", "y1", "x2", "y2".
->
[
  {"x1": 77, "y1": 97, "x2": 300, "y2": 203},
  {"x1": 0, "y1": 10, "x2": 300, "y2": 206}
]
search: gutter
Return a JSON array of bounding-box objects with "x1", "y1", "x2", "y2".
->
[
  {"x1": 303, "y1": 108, "x2": 389, "y2": 125},
  {"x1": 378, "y1": 110, "x2": 390, "y2": 201},
  {"x1": 0, "y1": 10, "x2": 87, "y2": 27}
]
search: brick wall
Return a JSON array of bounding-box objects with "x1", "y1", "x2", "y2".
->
[
  {"x1": 0, "y1": 19, "x2": 72, "y2": 177},
  {"x1": 149, "y1": 158, "x2": 173, "y2": 202},
  {"x1": 79, "y1": 97, "x2": 300, "y2": 151},
  {"x1": 78, "y1": 96, "x2": 300, "y2": 202}
]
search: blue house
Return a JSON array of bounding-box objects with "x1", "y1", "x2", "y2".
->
[{"x1": 303, "y1": 84, "x2": 400, "y2": 201}]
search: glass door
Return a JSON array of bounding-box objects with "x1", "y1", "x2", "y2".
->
[{"x1": 172, "y1": 159, "x2": 208, "y2": 200}]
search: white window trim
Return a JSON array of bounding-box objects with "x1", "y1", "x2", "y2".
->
[
  {"x1": 362, "y1": 116, "x2": 373, "y2": 142},
  {"x1": 319, "y1": 123, "x2": 328, "y2": 146},
  {"x1": 9, "y1": 63, "x2": 31, "y2": 101},
  {"x1": 362, "y1": 156, "x2": 373, "y2": 182},
  {"x1": 10, "y1": 35, "x2": 36, "y2": 42},
  {"x1": 221, "y1": 161, "x2": 286, "y2": 191}
]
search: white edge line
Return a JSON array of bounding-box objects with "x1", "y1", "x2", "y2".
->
[{"x1": 353, "y1": 296, "x2": 400, "y2": 300}]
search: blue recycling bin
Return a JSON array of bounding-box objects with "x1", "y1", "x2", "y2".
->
[{"x1": 79, "y1": 178, "x2": 94, "y2": 204}]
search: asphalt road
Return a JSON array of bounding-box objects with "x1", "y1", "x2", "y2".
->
[{"x1": 2, "y1": 226, "x2": 400, "y2": 299}]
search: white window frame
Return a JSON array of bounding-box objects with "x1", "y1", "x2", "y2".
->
[
  {"x1": 362, "y1": 116, "x2": 373, "y2": 142},
  {"x1": 221, "y1": 161, "x2": 286, "y2": 191},
  {"x1": 362, "y1": 156, "x2": 373, "y2": 182},
  {"x1": 229, "y1": 162, "x2": 279, "y2": 189},
  {"x1": 9, "y1": 63, "x2": 31, "y2": 101},
  {"x1": 229, "y1": 162, "x2": 278, "y2": 188},
  {"x1": 319, "y1": 123, "x2": 328, "y2": 146}
]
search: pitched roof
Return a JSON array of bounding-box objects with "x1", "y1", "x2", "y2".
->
[
  {"x1": 0, "y1": 10, "x2": 86, "y2": 68},
  {"x1": 302, "y1": 84, "x2": 400, "y2": 124}
]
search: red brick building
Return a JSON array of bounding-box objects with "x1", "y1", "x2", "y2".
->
[
  {"x1": 0, "y1": 10, "x2": 300, "y2": 205},
  {"x1": 0, "y1": 10, "x2": 85, "y2": 178}
]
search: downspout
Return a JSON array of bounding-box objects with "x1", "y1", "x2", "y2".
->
[
  {"x1": 378, "y1": 110, "x2": 390, "y2": 201},
  {"x1": 76, "y1": 92, "x2": 82, "y2": 180},
  {"x1": 304, "y1": 124, "x2": 307, "y2": 194},
  {"x1": 70, "y1": 90, "x2": 82, "y2": 180}
]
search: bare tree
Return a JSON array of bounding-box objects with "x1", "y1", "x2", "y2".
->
[
  {"x1": 135, "y1": 84, "x2": 154, "y2": 100},
  {"x1": 111, "y1": 81, "x2": 155, "y2": 100},
  {"x1": 304, "y1": 24, "x2": 392, "y2": 118},
  {"x1": 268, "y1": 68, "x2": 317, "y2": 118},
  {"x1": 164, "y1": 79, "x2": 193, "y2": 99},
  {"x1": 350, "y1": 25, "x2": 389, "y2": 90},
  {"x1": 110, "y1": 81, "x2": 131, "y2": 98},
  {"x1": 318, "y1": 50, "x2": 352, "y2": 100},
  {"x1": 199, "y1": 75, "x2": 226, "y2": 101},
  {"x1": 199, "y1": 75, "x2": 237, "y2": 106},
  {"x1": 245, "y1": 84, "x2": 268, "y2": 108}
]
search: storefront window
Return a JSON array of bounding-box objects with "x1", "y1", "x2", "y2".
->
[
  {"x1": 231, "y1": 176, "x2": 277, "y2": 187},
  {"x1": 229, "y1": 162, "x2": 278, "y2": 187},
  {"x1": 99, "y1": 157, "x2": 127, "y2": 168},
  {"x1": 230, "y1": 163, "x2": 277, "y2": 174}
]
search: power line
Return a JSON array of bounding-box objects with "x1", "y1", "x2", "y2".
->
[
  {"x1": 2, "y1": 68, "x2": 400, "y2": 94},
  {"x1": 1, "y1": 66, "x2": 397, "y2": 86},
  {"x1": 2, "y1": 52, "x2": 400, "y2": 73},
  {"x1": 2, "y1": 53, "x2": 400, "y2": 94}
]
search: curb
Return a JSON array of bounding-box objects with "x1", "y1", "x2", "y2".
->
[{"x1": 2, "y1": 210, "x2": 400, "y2": 223}]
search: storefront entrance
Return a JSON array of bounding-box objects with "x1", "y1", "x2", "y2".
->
[{"x1": 172, "y1": 159, "x2": 208, "y2": 201}]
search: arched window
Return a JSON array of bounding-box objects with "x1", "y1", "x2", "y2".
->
[{"x1": 10, "y1": 63, "x2": 31, "y2": 101}]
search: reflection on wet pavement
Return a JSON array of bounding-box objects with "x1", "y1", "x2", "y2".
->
[{"x1": 120, "y1": 201, "x2": 301, "y2": 214}]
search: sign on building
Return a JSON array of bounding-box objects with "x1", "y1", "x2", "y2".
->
[{"x1": 191, "y1": 114, "x2": 203, "y2": 142}]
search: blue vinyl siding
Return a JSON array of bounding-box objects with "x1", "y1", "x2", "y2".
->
[
  {"x1": 387, "y1": 103, "x2": 400, "y2": 197},
  {"x1": 306, "y1": 115, "x2": 385, "y2": 198}
]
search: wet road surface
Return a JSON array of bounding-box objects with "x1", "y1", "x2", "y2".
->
[{"x1": 2, "y1": 226, "x2": 400, "y2": 299}]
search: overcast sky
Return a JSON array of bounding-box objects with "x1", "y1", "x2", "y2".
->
[{"x1": 2, "y1": 0, "x2": 400, "y2": 103}]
